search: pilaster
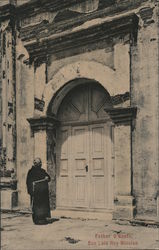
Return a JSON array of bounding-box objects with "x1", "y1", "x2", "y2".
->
[
  {"x1": 0, "y1": 15, "x2": 16, "y2": 173},
  {"x1": 34, "y1": 130, "x2": 47, "y2": 170},
  {"x1": 27, "y1": 116, "x2": 59, "y2": 170},
  {"x1": 105, "y1": 107, "x2": 137, "y2": 220}
]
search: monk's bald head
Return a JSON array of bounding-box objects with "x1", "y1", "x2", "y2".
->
[{"x1": 33, "y1": 158, "x2": 42, "y2": 168}]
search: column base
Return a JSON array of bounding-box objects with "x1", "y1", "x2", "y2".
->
[
  {"x1": 113, "y1": 195, "x2": 136, "y2": 220},
  {"x1": 1, "y1": 189, "x2": 18, "y2": 210}
]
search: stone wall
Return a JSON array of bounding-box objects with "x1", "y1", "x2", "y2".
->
[
  {"x1": 16, "y1": 40, "x2": 35, "y2": 206},
  {"x1": 46, "y1": 37, "x2": 130, "y2": 99},
  {"x1": 0, "y1": 29, "x2": 2, "y2": 168},
  {"x1": 0, "y1": 19, "x2": 16, "y2": 173},
  {"x1": 47, "y1": 129, "x2": 56, "y2": 209},
  {"x1": 1, "y1": 0, "x2": 159, "y2": 221},
  {"x1": 16, "y1": 1, "x2": 159, "y2": 220},
  {"x1": 131, "y1": 6, "x2": 159, "y2": 219}
]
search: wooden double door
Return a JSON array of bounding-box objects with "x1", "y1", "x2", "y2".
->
[{"x1": 56, "y1": 123, "x2": 113, "y2": 210}]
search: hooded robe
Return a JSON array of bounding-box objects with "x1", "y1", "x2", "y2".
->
[{"x1": 26, "y1": 166, "x2": 51, "y2": 224}]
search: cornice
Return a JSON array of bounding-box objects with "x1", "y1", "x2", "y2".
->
[
  {"x1": 16, "y1": 0, "x2": 147, "y2": 20},
  {"x1": 34, "y1": 97, "x2": 45, "y2": 112},
  {"x1": 105, "y1": 107, "x2": 137, "y2": 126},
  {"x1": 0, "y1": 4, "x2": 15, "y2": 22},
  {"x1": 23, "y1": 13, "x2": 138, "y2": 62},
  {"x1": 27, "y1": 116, "x2": 60, "y2": 133},
  {"x1": 19, "y1": 1, "x2": 144, "y2": 43},
  {"x1": 16, "y1": 0, "x2": 85, "y2": 18}
]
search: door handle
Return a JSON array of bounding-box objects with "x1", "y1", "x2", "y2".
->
[{"x1": 85, "y1": 165, "x2": 88, "y2": 172}]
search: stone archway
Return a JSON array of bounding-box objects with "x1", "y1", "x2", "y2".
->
[
  {"x1": 41, "y1": 60, "x2": 126, "y2": 116},
  {"x1": 28, "y1": 61, "x2": 137, "y2": 219},
  {"x1": 47, "y1": 78, "x2": 113, "y2": 116}
]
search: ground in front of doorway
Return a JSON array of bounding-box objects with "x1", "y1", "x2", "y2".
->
[{"x1": 1, "y1": 212, "x2": 159, "y2": 250}]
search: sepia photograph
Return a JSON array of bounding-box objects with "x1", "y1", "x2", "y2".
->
[{"x1": 0, "y1": 0, "x2": 159, "y2": 249}]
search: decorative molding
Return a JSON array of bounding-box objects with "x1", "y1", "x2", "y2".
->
[
  {"x1": 0, "y1": 4, "x2": 15, "y2": 22},
  {"x1": 27, "y1": 116, "x2": 60, "y2": 134},
  {"x1": 34, "y1": 97, "x2": 45, "y2": 112},
  {"x1": 111, "y1": 92, "x2": 130, "y2": 106},
  {"x1": 53, "y1": 9, "x2": 82, "y2": 23},
  {"x1": 23, "y1": 13, "x2": 138, "y2": 62},
  {"x1": 105, "y1": 107, "x2": 137, "y2": 125},
  {"x1": 139, "y1": 7, "x2": 154, "y2": 26},
  {"x1": 16, "y1": 0, "x2": 86, "y2": 18},
  {"x1": 16, "y1": 0, "x2": 146, "y2": 24},
  {"x1": 0, "y1": 178, "x2": 17, "y2": 190},
  {"x1": 19, "y1": 8, "x2": 138, "y2": 43}
]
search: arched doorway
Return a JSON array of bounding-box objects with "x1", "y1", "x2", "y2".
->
[{"x1": 48, "y1": 79, "x2": 114, "y2": 212}]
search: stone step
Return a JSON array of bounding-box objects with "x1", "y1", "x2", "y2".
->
[{"x1": 51, "y1": 209, "x2": 113, "y2": 221}]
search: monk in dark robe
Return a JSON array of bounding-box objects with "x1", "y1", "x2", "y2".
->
[{"x1": 26, "y1": 158, "x2": 51, "y2": 225}]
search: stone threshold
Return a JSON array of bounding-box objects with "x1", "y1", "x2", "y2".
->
[
  {"x1": 130, "y1": 219, "x2": 159, "y2": 227},
  {"x1": 1, "y1": 208, "x2": 112, "y2": 220},
  {"x1": 114, "y1": 218, "x2": 159, "y2": 228},
  {"x1": 0, "y1": 208, "x2": 32, "y2": 215},
  {"x1": 51, "y1": 209, "x2": 113, "y2": 221},
  {"x1": 1, "y1": 208, "x2": 159, "y2": 226}
]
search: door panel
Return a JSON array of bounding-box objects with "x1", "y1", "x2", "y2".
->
[
  {"x1": 72, "y1": 126, "x2": 89, "y2": 207},
  {"x1": 56, "y1": 127, "x2": 71, "y2": 207},
  {"x1": 59, "y1": 177, "x2": 69, "y2": 206},
  {"x1": 93, "y1": 177, "x2": 105, "y2": 206},
  {"x1": 90, "y1": 124, "x2": 109, "y2": 209},
  {"x1": 56, "y1": 124, "x2": 113, "y2": 210}
]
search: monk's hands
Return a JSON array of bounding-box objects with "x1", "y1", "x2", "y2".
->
[{"x1": 45, "y1": 176, "x2": 49, "y2": 181}]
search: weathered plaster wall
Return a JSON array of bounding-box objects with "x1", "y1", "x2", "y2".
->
[
  {"x1": 34, "y1": 64, "x2": 46, "y2": 100},
  {"x1": 0, "y1": 32, "x2": 2, "y2": 163},
  {"x1": 8, "y1": 0, "x2": 159, "y2": 221},
  {"x1": 42, "y1": 37, "x2": 130, "y2": 114},
  {"x1": 47, "y1": 38, "x2": 130, "y2": 90},
  {"x1": 48, "y1": 45, "x2": 114, "y2": 81},
  {"x1": 34, "y1": 63, "x2": 46, "y2": 116},
  {"x1": 114, "y1": 126, "x2": 131, "y2": 196},
  {"x1": 16, "y1": 39, "x2": 51, "y2": 207},
  {"x1": 16, "y1": 40, "x2": 35, "y2": 206},
  {"x1": 0, "y1": 22, "x2": 16, "y2": 173},
  {"x1": 47, "y1": 129, "x2": 56, "y2": 209},
  {"x1": 131, "y1": 7, "x2": 159, "y2": 219}
]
